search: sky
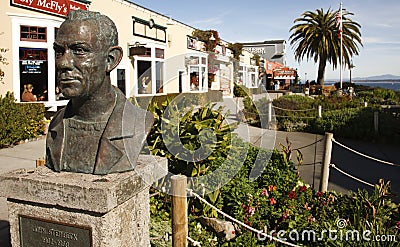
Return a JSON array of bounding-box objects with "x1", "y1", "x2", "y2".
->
[{"x1": 128, "y1": 0, "x2": 400, "y2": 81}]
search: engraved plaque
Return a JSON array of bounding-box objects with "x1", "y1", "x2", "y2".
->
[{"x1": 19, "y1": 215, "x2": 92, "y2": 247}]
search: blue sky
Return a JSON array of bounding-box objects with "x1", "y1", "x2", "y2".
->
[{"x1": 129, "y1": 0, "x2": 400, "y2": 80}]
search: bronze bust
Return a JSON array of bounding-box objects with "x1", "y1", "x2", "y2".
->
[{"x1": 46, "y1": 10, "x2": 153, "y2": 175}]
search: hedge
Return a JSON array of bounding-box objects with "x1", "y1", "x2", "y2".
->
[{"x1": 0, "y1": 92, "x2": 45, "y2": 148}]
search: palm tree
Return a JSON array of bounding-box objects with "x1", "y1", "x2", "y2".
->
[{"x1": 289, "y1": 8, "x2": 362, "y2": 85}]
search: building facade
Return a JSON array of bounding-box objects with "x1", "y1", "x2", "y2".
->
[
  {"x1": 2, "y1": 0, "x2": 289, "y2": 110},
  {"x1": 242, "y1": 40, "x2": 297, "y2": 89}
]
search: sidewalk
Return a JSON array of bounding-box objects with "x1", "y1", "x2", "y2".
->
[{"x1": 0, "y1": 137, "x2": 45, "y2": 246}]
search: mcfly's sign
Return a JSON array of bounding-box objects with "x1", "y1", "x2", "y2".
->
[{"x1": 11, "y1": 0, "x2": 89, "y2": 17}]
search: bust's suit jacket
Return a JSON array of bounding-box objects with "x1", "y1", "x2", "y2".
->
[{"x1": 46, "y1": 87, "x2": 153, "y2": 175}]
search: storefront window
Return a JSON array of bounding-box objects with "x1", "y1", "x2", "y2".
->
[
  {"x1": 138, "y1": 61, "x2": 152, "y2": 94},
  {"x1": 19, "y1": 48, "x2": 48, "y2": 101},
  {"x1": 189, "y1": 67, "x2": 199, "y2": 91},
  {"x1": 134, "y1": 46, "x2": 165, "y2": 95},
  {"x1": 186, "y1": 54, "x2": 207, "y2": 92},
  {"x1": 248, "y1": 67, "x2": 258, "y2": 88},
  {"x1": 117, "y1": 69, "x2": 126, "y2": 95},
  {"x1": 20, "y1": 25, "x2": 47, "y2": 42}
]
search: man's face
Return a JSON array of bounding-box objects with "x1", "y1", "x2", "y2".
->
[{"x1": 54, "y1": 20, "x2": 108, "y2": 98}]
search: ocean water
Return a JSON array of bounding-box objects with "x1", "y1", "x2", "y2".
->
[
  {"x1": 355, "y1": 82, "x2": 400, "y2": 91},
  {"x1": 326, "y1": 81, "x2": 400, "y2": 91}
]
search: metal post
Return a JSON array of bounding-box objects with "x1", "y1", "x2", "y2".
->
[
  {"x1": 172, "y1": 175, "x2": 188, "y2": 247},
  {"x1": 319, "y1": 133, "x2": 333, "y2": 192}
]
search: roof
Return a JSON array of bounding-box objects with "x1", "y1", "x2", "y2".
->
[{"x1": 242, "y1": 40, "x2": 286, "y2": 46}]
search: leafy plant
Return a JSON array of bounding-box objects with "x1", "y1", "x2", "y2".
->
[{"x1": 0, "y1": 92, "x2": 45, "y2": 148}]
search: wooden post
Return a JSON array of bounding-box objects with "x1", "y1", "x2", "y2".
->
[
  {"x1": 171, "y1": 175, "x2": 188, "y2": 247},
  {"x1": 319, "y1": 133, "x2": 333, "y2": 192},
  {"x1": 318, "y1": 105, "x2": 322, "y2": 118},
  {"x1": 374, "y1": 111, "x2": 379, "y2": 134}
]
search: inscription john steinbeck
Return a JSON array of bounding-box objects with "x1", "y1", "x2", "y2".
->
[{"x1": 19, "y1": 216, "x2": 91, "y2": 247}]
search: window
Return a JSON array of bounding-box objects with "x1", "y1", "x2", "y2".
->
[
  {"x1": 20, "y1": 25, "x2": 47, "y2": 42},
  {"x1": 117, "y1": 69, "x2": 126, "y2": 95},
  {"x1": 134, "y1": 47, "x2": 165, "y2": 95},
  {"x1": 155, "y1": 48, "x2": 164, "y2": 59},
  {"x1": 137, "y1": 61, "x2": 152, "y2": 94},
  {"x1": 186, "y1": 54, "x2": 207, "y2": 92},
  {"x1": 156, "y1": 62, "x2": 164, "y2": 93},
  {"x1": 238, "y1": 65, "x2": 246, "y2": 85}
]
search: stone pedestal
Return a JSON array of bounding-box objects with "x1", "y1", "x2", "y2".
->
[{"x1": 0, "y1": 155, "x2": 167, "y2": 247}]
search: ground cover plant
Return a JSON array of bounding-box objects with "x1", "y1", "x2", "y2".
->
[{"x1": 147, "y1": 98, "x2": 399, "y2": 246}]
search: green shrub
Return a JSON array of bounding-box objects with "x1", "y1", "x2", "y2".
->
[
  {"x1": 0, "y1": 92, "x2": 45, "y2": 148},
  {"x1": 357, "y1": 87, "x2": 400, "y2": 105},
  {"x1": 234, "y1": 84, "x2": 249, "y2": 97}
]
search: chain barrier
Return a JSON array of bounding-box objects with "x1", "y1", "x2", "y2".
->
[
  {"x1": 187, "y1": 189, "x2": 301, "y2": 247},
  {"x1": 330, "y1": 163, "x2": 375, "y2": 188},
  {"x1": 332, "y1": 138, "x2": 400, "y2": 167},
  {"x1": 187, "y1": 236, "x2": 201, "y2": 246},
  {"x1": 272, "y1": 105, "x2": 316, "y2": 112}
]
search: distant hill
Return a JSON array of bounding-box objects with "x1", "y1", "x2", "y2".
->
[
  {"x1": 353, "y1": 74, "x2": 400, "y2": 81},
  {"x1": 326, "y1": 74, "x2": 400, "y2": 82}
]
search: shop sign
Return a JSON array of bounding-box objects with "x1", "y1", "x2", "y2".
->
[
  {"x1": 273, "y1": 68, "x2": 296, "y2": 79},
  {"x1": 243, "y1": 47, "x2": 265, "y2": 54},
  {"x1": 11, "y1": 0, "x2": 89, "y2": 18}
]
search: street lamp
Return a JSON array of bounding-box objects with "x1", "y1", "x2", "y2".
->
[{"x1": 209, "y1": 33, "x2": 216, "y2": 41}]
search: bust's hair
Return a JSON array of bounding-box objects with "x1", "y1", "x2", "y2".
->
[{"x1": 65, "y1": 10, "x2": 118, "y2": 47}]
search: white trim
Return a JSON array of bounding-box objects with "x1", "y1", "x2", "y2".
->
[{"x1": 9, "y1": 13, "x2": 63, "y2": 106}]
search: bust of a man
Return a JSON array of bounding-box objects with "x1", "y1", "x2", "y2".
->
[{"x1": 46, "y1": 10, "x2": 153, "y2": 175}]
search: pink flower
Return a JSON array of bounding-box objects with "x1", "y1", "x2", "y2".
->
[
  {"x1": 396, "y1": 221, "x2": 400, "y2": 229},
  {"x1": 281, "y1": 212, "x2": 288, "y2": 221},
  {"x1": 316, "y1": 191, "x2": 324, "y2": 197},
  {"x1": 288, "y1": 191, "x2": 297, "y2": 199},
  {"x1": 261, "y1": 188, "x2": 269, "y2": 197},
  {"x1": 248, "y1": 206, "x2": 256, "y2": 216},
  {"x1": 269, "y1": 197, "x2": 277, "y2": 205}
]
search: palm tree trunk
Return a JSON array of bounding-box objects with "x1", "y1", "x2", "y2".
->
[{"x1": 317, "y1": 59, "x2": 326, "y2": 86}]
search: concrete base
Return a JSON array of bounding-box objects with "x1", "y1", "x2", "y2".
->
[{"x1": 0, "y1": 155, "x2": 167, "y2": 247}]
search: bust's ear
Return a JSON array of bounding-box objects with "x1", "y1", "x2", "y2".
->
[{"x1": 106, "y1": 46, "x2": 123, "y2": 73}]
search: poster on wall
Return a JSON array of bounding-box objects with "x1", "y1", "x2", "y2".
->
[
  {"x1": 11, "y1": 0, "x2": 89, "y2": 18},
  {"x1": 21, "y1": 60, "x2": 44, "y2": 74}
]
